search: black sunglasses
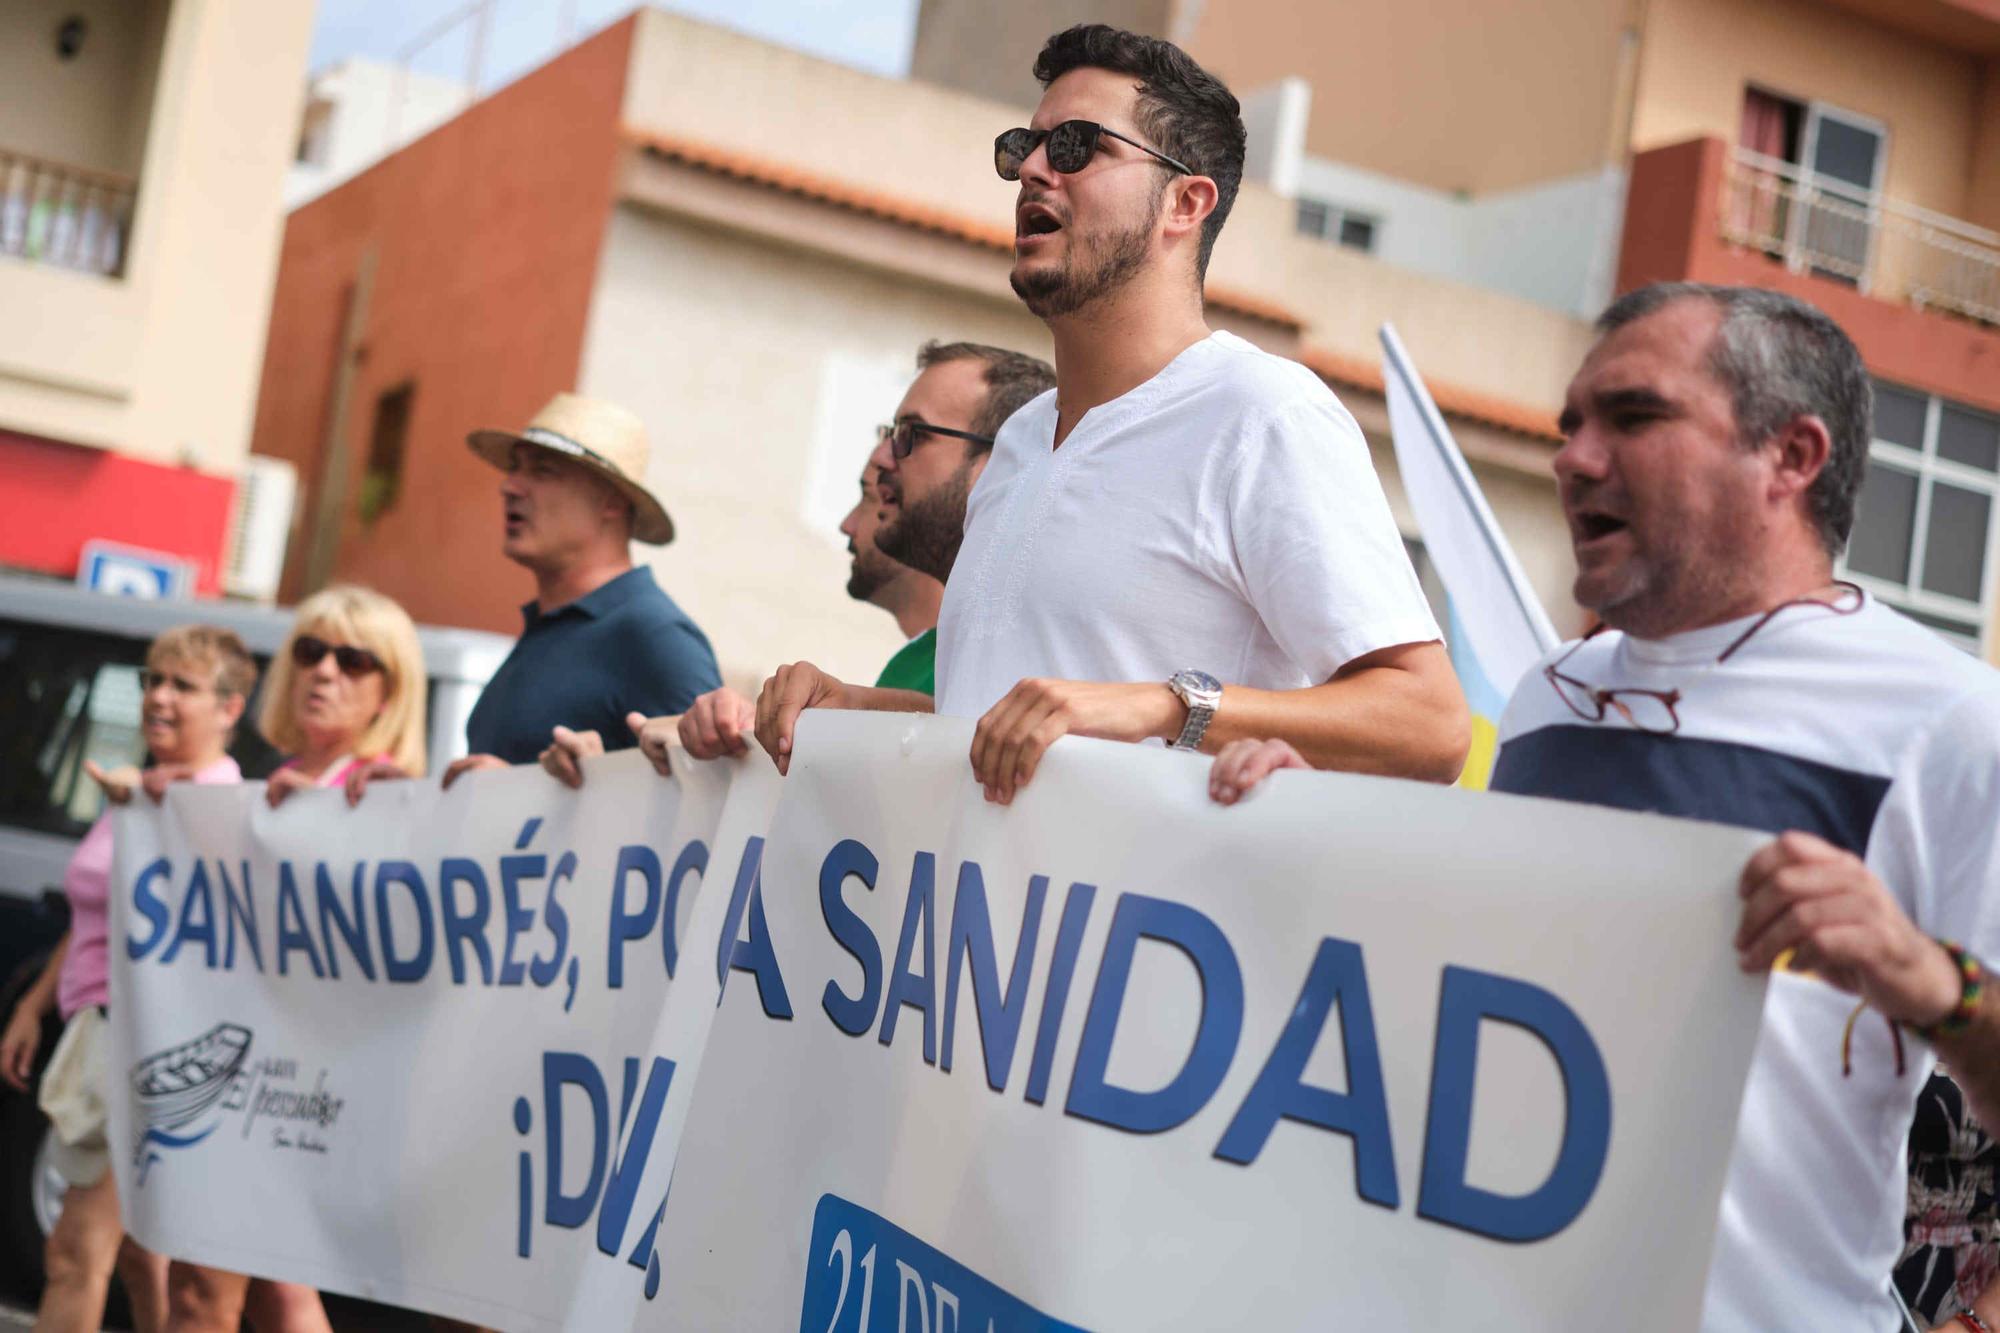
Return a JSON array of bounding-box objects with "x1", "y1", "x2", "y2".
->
[
  {"x1": 292, "y1": 635, "x2": 385, "y2": 678},
  {"x1": 877, "y1": 419, "x2": 994, "y2": 461},
  {"x1": 994, "y1": 120, "x2": 1193, "y2": 181}
]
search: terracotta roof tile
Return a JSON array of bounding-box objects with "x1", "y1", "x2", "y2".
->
[
  {"x1": 624, "y1": 127, "x2": 1302, "y2": 330},
  {"x1": 1298, "y1": 345, "x2": 1560, "y2": 443}
]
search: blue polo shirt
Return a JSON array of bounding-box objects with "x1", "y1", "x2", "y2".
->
[{"x1": 465, "y1": 566, "x2": 721, "y2": 764}]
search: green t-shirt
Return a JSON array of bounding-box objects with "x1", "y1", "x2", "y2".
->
[{"x1": 873, "y1": 627, "x2": 937, "y2": 695}]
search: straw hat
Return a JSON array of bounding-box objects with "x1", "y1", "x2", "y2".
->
[{"x1": 466, "y1": 393, "x2": 674, "y2": 545}]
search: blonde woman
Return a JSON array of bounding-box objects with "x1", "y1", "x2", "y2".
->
[
  {"x1": 167, "y1": 586, "x2": 425, "y2": 1333},
  {"x1": 260, "y1": 583, "x2": 427, "y2": 808}
]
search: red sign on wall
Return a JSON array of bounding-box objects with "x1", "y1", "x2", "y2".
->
[{"x1": 0, "y1": 430, "x2": 236, "y2": 595}]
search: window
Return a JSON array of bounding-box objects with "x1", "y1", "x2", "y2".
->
[
  {"x1": 1295, "y1": 196, "x2": 1378, "y2": 254},
  {"x1": 1841, "y1": 380, "x2": 2000, "y2": 650},
  {"x1": 358, "y1": 382, "x2": 415, "y2": 525},
  {"x1": 1735, "y1": 88, "x2": 1885, "y2": 288}
]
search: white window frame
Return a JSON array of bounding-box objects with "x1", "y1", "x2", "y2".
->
[
  {"x1": 1839, "y1": 384, "x2": 2000, "y2": 653},
  {"x1": 1794, "y1": 101, "x2": 1889, "y2": 293}
]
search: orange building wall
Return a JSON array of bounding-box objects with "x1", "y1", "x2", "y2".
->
[
  {"x1": 1618, "y1": 137, "x2": 2000, "y2": 414},
  {"x1": 248, "y1": 18, "x2": 637, "y2": 633}
]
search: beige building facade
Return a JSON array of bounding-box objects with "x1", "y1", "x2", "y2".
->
[{"x1": 0, "y1": 0, "x2": 316, "y2": 595}]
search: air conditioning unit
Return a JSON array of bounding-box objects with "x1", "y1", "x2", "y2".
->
[{"x1": 224, "y1": 455, "x2": 298, "y2": 601}]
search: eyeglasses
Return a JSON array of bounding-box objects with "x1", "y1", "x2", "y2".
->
[
  {"x1": 994, "y1": 120, "x2": 1193, "y2": 181},
  {"x1": 1544, "y1": 582, "x2": 1865, "y2": 735},
  {"x1": 139, "y1": 669, "x2": 216, "y2": 698},
  {"x1": 877, "y1": 419, "x2": 994, "y2": 462},
  {"x1": 292, "y1": 635, "x2": 386, "y2": 678}
]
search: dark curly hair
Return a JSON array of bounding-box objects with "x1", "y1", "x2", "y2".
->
[{"x1": 1032, "y1": 24, "x2": 1245, "y2": 282}]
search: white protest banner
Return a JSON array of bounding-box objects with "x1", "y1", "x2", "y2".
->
[
  {"x1": 106, "y1": 751, "x2": 738, "y2": 1331},
  {"x1": 560, "y1": 755, "x2": 785, "y2": 1329},
  {"x1": 649, "y1": 712, "x2": 1769, "y2": 1330}
]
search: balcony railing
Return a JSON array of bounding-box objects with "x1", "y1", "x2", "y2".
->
[
  {"x1": 1721, "y1": 147, "x2": 2000, "y2": 327},
  {"x1": 0, "y1": 149, "x2": 137, "y2": 279}
]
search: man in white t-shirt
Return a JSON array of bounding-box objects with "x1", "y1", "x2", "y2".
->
[
  {"x1": 755, "y1": 23, "x2": 1467, "y2": 796},
  {"x1": 1212, "y1": 281, "x2": 2000, "y2": 1329}
]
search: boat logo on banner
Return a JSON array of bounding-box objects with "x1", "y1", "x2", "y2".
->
[{"x1": 130, "y1": 1020, "x2": 347, "y2": 1183}]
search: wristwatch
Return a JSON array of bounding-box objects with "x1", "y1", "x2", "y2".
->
[{"x1": 1166, "y1": 670, "x2": 1223, "y2": 751}]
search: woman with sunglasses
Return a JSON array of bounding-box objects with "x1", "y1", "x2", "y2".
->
[
  {"x1": 166, "y1": 586, "x2": 426, "y2": 1333},
  {"x1": 0, "y1": 624, "x2": 257, "y2": 1333},
  {"x1": 259, "y1": 584, "x2": 427, "y2": 809}
]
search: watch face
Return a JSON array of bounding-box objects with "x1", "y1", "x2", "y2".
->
[{"x1": 1177, "y1": 670, "x2": 1222, "y2": 695}]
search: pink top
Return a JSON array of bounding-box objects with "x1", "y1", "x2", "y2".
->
[
  {"x1": 59, "y1": 755, "x2": 241, "y2": 1019},
  {"x1": 273, "y1": 754, "x2": 382, "y2": 788}
]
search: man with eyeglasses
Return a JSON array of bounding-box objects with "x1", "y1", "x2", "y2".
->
[
  {"x1": 635, "y1": 341, "x2": 1052, "y2": 772},
  {"x1": 756, "y1": 25, "x2": 1467, "y2": 796},
  {"x1": 1212, "y1": 282, "x2": 2000, "y2": 1330}
]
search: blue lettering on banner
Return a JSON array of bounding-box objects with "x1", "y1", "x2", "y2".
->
[
  {"x1": 274, "y1": 863, "x2": 325, "y2": 978},
  {"x1": 516, "y1": 1051, "x2": 675, "y2": 1282},
  {"x1": 716, "y1": 836, "x2": 794, "y2": 1019},
  {"x1": 607, "y1": 846, "x2": 662, "y2": 988},
  {"x1": 1065, "y1": 894, "x2": 1244, "y2": 1135},
  {"x1": 820, "y1": 839, "x2": 883, "y2": 1036},
  {"x1": 660, "y1": 839, "x2": 706, "y2": 979},
  {"x1": 793, "y1": 840, "x2": 1618, "y2": 1244},
  {"x1": 878, "y1": 853, "x2": 938, "y2": 1064},
  {"x1": 940, "y1": 865, "x2": 1045, "y2": 1092},
  {"x1": 1213, "y1": 937, "x2": 1399, "y2": 1208},
  {"x1": 127, "y1": 857, "x2": 173, "y2": 960},
  {"x1": 439, "y1": 858, "x2": 496, "y2": 985},
  {"x1": 1416, "y1": 965, "x2": 1612, "y2": 1243},
  {"x1": 121, "y1": 840, "x2": 587, "y2": 999},
  {"x1": 799, "y1": 1194, "x2": 1087, "y2": 1333}
]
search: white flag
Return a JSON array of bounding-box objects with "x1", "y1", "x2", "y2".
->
[{"x1": 1381, "y1": 323, "x2": 1560, "y2": 784}]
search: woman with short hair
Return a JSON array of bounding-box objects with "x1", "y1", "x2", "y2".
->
[{"x1": 0, "y1": 624, "x2": 258, "y2": 1333}]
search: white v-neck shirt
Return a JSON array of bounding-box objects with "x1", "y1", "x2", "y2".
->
[{"x1": 934, "y1": 331, "x2": 1439, "y2": 718}]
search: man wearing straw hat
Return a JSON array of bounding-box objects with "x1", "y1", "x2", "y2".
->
[{"x1": 438, "y1": 392, "x2": 720, "y2": 783}]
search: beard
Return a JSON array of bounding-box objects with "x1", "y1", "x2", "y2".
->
[
  {"x1": 875, "y1": 463, "x2": 976, "y2": 584},
  {"x1": 845, "y1": 541, "x2": 898, "y2": 603},
  {"x1": 1010, "y1": 209, "x2": 1152, "y2": 320}
]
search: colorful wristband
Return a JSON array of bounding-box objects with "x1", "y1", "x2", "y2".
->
[
  {"x1": 1913, "y1": 939, "x2": 1985, "y2": 1042},
  {"x1": 1956, "y1": 1309, "x2": 1993, "y2": 1333}
]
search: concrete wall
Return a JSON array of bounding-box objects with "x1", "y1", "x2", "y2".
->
[
  {"x1": 576, "y1": 204, "x2": 1055, "y2": 691},
  {"x1": 1631, "y1": 0, "x2": 1988, "y2": 219},
  {"x1": 1292, "y1": 156, "x2": 1626, "y2": 318},
  {"x1": 1184, "y1": 0, "x2": 1638, "y2": 195},
  {"x1": 0, "y1": 0, "x2": 314, "y2": 473},
  {"x1": 909, "y1": 0, "x2": 1184, "y2": 110},
  {"x1": 0, "y1": 0, "x2": 166, "y2": 178}
]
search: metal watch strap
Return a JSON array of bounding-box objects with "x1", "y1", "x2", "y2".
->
[
  {"x1": 1168, "y1": 670, "x2": 1221, "y2": 751},
  {"x1": 1173, "y1": 703, "x2": 1213, "y2": 751}
]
